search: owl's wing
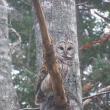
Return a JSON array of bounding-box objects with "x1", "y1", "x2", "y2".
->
[{"x1": 35, "y1": 65, "x2": 48, "y2": 104}]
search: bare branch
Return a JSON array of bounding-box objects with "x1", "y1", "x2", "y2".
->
[
  {"x1": 80, "y1": 33, "x2": 110, "y2": 51},
  {"x1": 83, "y1": 85, "x2": 110, "y2": 106},
  {"x1": 9, "y1": 28, "x2": 21, "y2": 42},
  {"x1": 98, "y1": 85, "x2": 110, "y2": 92},
  {"x1": 83, "y1": 91, "x2": 110, "y2": 100}
]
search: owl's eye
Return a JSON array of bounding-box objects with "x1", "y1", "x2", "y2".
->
[
  {"x1": 59, "y1": 47, "x2": 64, "y2": 50},
  {"x1": 67, "y1": 47, "x2": 73, "y2": 50}
]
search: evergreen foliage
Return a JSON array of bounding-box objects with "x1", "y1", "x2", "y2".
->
[{"x1": 7, "y1": 0, "x2": 110, "y2": 108}]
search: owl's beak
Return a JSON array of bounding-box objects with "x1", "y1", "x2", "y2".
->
[
  {"x1": 64, "y1": 51, "x2": 67, "y2": 56},
  {"x1": 63, "y1": 54, "x2": 72, "y2": 60}
]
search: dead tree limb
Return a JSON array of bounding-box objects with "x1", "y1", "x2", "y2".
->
[
  {"x1": 83, "y1": 85, "x2": 110, "y2": 106},
  {"x1": 98, "y1": 85, "x2": 110, "y2": 92},
  {"x1": 32, "y1": 0, "x2": 67, "y2": 106},
  {"x1": 80, "y1": 33, "x2": 110, "y2": 51},
  {"x1": 83, "y1": 91, "x2": 110, "y2": 100}
]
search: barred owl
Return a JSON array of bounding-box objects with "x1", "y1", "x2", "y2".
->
[
  {"x1": 55, "y1": 40, "x2": 74, "y2": 65},
  {"x1": 33, "y1": 0, "x2": 75, "y2": 109},
  {"x1": 35, "y1": 40, "x2": 74, "y2": 105}
]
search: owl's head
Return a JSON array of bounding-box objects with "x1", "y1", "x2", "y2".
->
[{"x1": 55, "y1": 40, "x2": 74, "y2": 63}]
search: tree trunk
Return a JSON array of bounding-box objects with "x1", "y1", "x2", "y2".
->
[
  {"x1": 34, "y1": 0, "x2": 82, "y2": 109},
  {"x1": 0, "y1": 1, "x2": 19, "y2": 110}
]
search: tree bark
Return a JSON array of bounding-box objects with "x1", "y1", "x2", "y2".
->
[
  {"x1": 33, "y1": 0, "x2": 67, "y2": 106},
  {"x1": 34, "y1": 0, "x2": 82, "y2": 109},
  {"x1": 0, "y1": 1, "x2": 19, "y2": 110}
]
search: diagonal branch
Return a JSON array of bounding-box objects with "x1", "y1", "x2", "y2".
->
[
  {"x1": 83, "y1": 85, "x2": 110, "y2": 106},
  {"x1": 94, "y1": 11, "x2": 110, "y2": 22},
  {"x1": 9, "y1": 28, "x2": 21, "y2": 54},
  {"x1": 32, "y1": 0, "x2": 67, "y2": 106},
  {"x1": 83, "y1": 91, "x2": 110, "y2": 100},
  {"x1": 80, "y1": 33, "x2": 110, "y2": 51}
]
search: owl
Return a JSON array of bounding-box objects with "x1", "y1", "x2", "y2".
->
[
  {"x1": 33, "y1": 0, "x2": 75, "y2": 109},
  {"x1": 55, "y1": 40, "x2": 74, "y2": 65},
  {"x1": 35, "y1": 40, "x2": 74, "y2": 105}
]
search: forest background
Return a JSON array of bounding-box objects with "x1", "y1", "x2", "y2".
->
[{"x1": 4, "y1": 0, "x2": 110, "y2": 109}]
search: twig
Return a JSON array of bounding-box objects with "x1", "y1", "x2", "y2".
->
[
  {"x1": 83, "y1": 85, "x2": 110, "y2": 106},
  {"x1": 83, "y1": 91, "x2": 110, "y2": 100},
  {"x1": 83, "y1": 91, "x2": 110, "y2": 107},
  {"x1": 80, "y1": 33, "x2": 110, "y2": 51},
  {"x1": 9, "y1": 28, "x2": 21, "y2": 42},
  {"x1": 9, "y1": 28, "x2": 22, "y2": 54},
  {"x1": 98, "y1": 85, "x2": 110, "y2": 92}
]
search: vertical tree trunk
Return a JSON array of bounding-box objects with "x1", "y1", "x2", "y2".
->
[
  {"x1": 34, "y1": 0, "x2": 82, "y2": 109},
  {"x1": 0, "y1": 1, "x2": 19, "y2": 110}
]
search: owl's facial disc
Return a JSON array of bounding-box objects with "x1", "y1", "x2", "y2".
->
[{"x1": 55, "y1": 40, "x2": 74, "y2": 63}]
